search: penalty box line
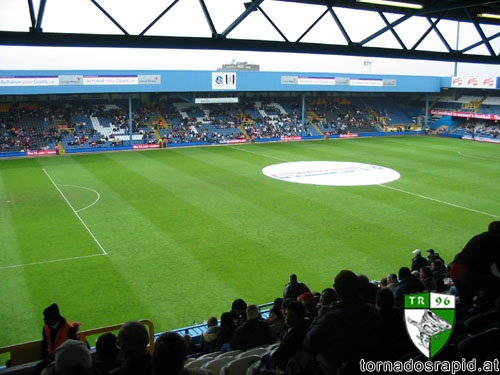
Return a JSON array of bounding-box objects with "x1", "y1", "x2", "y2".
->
[{"x1": 43, "y1": 168, "x2": 108, "y2": 255}]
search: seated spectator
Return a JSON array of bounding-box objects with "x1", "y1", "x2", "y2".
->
[
  {"x1": 394, "y1": 267, "x2": 425, "y2": 310},
  {"x1": 426, "y1": 249, "x2": 445, "y2": 266},
  {"x1": 199, "y1": 317, "x2": 220, "y2": 354},
  {"x1": 315, "y1": 288, "x2": 338, "y2": 318},
  {"x1": 230, "y1": 298, "x2": 247, "y2": 327},
  {"x1": 358, "y1": 274, "x2": 377, "y2": 304},
  {"x1": 92, "y1": 333, "x2": 122, "y2": 375},
  {"x1": 42, "y1": 339, "x2": 92, "y2": 375},
  {"x1": 110, "y1": 321, "x2": 152, "y2": 375},
  {"x1": 153, "y1": 332, "x2": 212, "y2": 375},
  {"x1": 420, "y1": 266, "x2": 437, "y2": 292},
  {"x1": 260, "y1": 300, "x2": 310, "y2": 374},
  {"x1": 228, "y1": 304, "x2": 273, "y2": 351},
  {"x1": 450, "y1": 221, "x2": 500, "y2": 307},
  {"x1": 430, "y1": 259, "x2": 447, "y2": 292},
  {"x1": 375, "y1": 289, "x2": 407, "y2": 347},
  {"x1": 266, "y1": 305, "x2": 285, "y2": 342},
  {"x1": 297, "y1": 292, "x2": 318, "y2": 319},
  {"x1": 301, "y1": 270, "x2": 378, "y2": 374},
  {"x1": 216, "y1": 312, "x2": 236, "y2": 351},
  {"x1": 386, "y1": 273, "x2": 398, "y2": 292},
  {"x1": 283, "y1": 274, "x2": 310, "y2": 299},
  {"x1": 411, "y1": 249, "x2": 428, "y2": 271}
]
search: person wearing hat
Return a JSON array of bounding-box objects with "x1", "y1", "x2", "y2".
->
[
  {"x1": 41, "y1": 304, "x2": 78, "y2": 360},
  {"x1": 411, "y1": 249, "x2": 428, "y2": 272}
]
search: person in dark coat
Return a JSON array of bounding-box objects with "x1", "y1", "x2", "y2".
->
[
  {"x1": 450, "y1": 221, "x2": 500, "y2": 307},
  {"x1": 229, "y1": 305, "x2": 273, "y2": 351},
  {"x1": 301, "y1": 270, "x2": 378, "y2": 374},
  {"x1": 411, "y1": 249, "x2": 428, "y2": 272},
  {"x1": 394, "y1": 267, "x2": 425, "y2": 310},
  {"x1": 283, "y1": 274, "x2": 310, "y2": 299},
  {"x1": 426, "y1": 249, "x2": 445, "y2": 266}
]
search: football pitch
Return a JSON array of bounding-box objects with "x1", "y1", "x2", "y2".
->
[{"x1": 1, "y1": 135, "x2": 499, "y2": 350}]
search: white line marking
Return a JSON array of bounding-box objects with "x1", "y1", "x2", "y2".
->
[
  {"x1": 61, "y1": 184, "x2": 101, "y2": 213},
  {"x1": 458, "y1": 151, "x2": 500, "y2": 161},
  {"x1": 228, "y1": 145, "x2": 291, "y2": 163},
  {"x1": 379, "y1": 184, "x2": 500, "y2": 219},
  {"x1": 0, "y1": 254, "x2": 105, "y2": 270},
  {"x1": 43, "y1": 168, "x2": 108, "y2": 255}
]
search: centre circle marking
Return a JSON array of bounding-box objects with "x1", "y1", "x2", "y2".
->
[{"x1": 262, "y1": 161, "x2": 400, "y2": 186}]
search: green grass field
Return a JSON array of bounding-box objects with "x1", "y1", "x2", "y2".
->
[{"x1": 1, "y1": 135, "x2": 499, "y2": 351}]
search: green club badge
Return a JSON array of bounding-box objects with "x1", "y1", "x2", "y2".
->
[{"x1": 405, "y1": 292, "x2": 455, "y2": 359}]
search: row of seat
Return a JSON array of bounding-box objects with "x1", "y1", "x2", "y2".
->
[{"x1": 185, "y1": 344, "x2": 278, "y2": 375}]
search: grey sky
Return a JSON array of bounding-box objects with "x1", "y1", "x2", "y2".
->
[{"x1": 0, "y1": 0, "x2": 499, "y2": 76}]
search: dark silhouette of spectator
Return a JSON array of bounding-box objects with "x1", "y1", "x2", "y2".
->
[
  {"x1": 216, "y1": 312, "x2": 236, "y2": 351},
  {"x1": 298, "y1": 292, "x2": 318, "y2": 319},
  {"x1": 316, "y1": 288, "x2": 338, "y2": 318},
  {"x1": 301, "y1": 270, "x2": 378, "y2": 374},
  {"x1": 283, "y1": 274, "x2": 310, "y2": 299},
  {"x1": 411, "y1": 249, "x2": 428, "y2": 271},
  {"x1": 230, "y1": 298, "x2": 247, "y2": 327},
  {"x1": 358, "y1": 274, "x2": 377, "y2": 304},
  {"x1": 420, "y1": 266, "x2": 437, "y2": 292},
  {"x1": 260, "y1": 300, "x2": 310, "y2": 374},
  {"x1": 426, "y1": 249, "x2": 445, "y2": 266},
  {"x1": 92, "y1": 333, "x2": 121, "y2": 375},
  {"x1": 153, "y1": 332, "x2": 212, "y2": 375},
  {"x1": 430, "y1": 259, "x2": 447, "y2": 292},
  {"x1": 267, "y1": 306, "x2": 285, "y2": 342},
  {"x1": 394, "y1": 267, "x2": 425, "y2": 310},
  {"x1": 229, "y1": 304, "x2": 273, "y2": 351},
  {"x1": 110, "y1": 321, "x2": 152, "y2": 375},
  {"x1": 199, "y1": 317, "x2": 220, "y2": 354},
  {"x1": 376, "y1": 288, "x2": 407, "y2": 347},
  {"x1": 450, "y1": 221, "x2": 500, "y2": 307}
]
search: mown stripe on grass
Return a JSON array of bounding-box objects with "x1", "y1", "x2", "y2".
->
[{"x1": 73, "y1": 152, "x2": 305, "y2": 330}]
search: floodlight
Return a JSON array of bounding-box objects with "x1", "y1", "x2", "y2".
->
[{"x1": 356, "y1": 0, "x2": 423, "y2": 9}]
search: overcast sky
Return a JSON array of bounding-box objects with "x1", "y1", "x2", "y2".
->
[{"x1": 0, "y1": 0, "x2": 499, "y2": 76}]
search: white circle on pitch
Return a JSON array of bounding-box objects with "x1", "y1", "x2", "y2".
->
[{"x1": 262, "y1": 161, "x2": 400, "y2": 186}]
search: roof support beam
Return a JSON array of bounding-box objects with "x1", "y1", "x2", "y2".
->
[
  {"x1": 327, "y1": 5, "x2": 352, "y2": 45},
  {"x1": 140, "y1": 0, "x2": 180, "y2": 36},
  {"x1": 376, "y1": 8, "x2": 407, "y2": 50},
  {"x1": 35, "y1": 0, "x2": 47, "y2": 32},
  {"x1": 465, "y1": 8, "x2": 496, "y2": 56},
  {"x1": 199, "y1": 0, "x2": 218, "y2": 38},
  {"x1": 296, "y1": 8, "x2": 328, "y2": 43},
  {"x1": 90, "y1": 0, "x2": 129, "y2": 35},
  {"x1": 257, "y1": 5, "x2": 289, "y2": 41},
  {"x1": 221, "y1": 0, "x2": 264, "y2": 38},
  {"x1": 27, "y1": 0, "x2": 37, "y2": 30},
  {"x1": 0, "y1": 31, "x2": 498, "y2": 64}
]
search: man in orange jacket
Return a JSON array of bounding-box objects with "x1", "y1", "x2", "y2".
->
[{"x1": 41, "y1": 303, "x2": 78, "y2": 359}]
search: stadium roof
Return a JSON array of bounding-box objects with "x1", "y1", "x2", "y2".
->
[{"x1": 0, "y1": 0, "x2": 499, "y2": 64}]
